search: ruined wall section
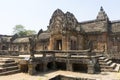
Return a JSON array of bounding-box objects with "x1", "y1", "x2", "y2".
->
[
  {"x1": 80, "y1": 20, "x2": 108, "y2": 51},
  {"x1": 108, "y1": 21, "x2": 120, "y2": 59}
]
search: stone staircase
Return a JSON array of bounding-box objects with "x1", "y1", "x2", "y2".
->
[
  {"x1": 0, "y1": 58, "x2": 20, "y2": 75},
  {"x1": 98, "y1": 56, "x2": 120, "y2": 72}
]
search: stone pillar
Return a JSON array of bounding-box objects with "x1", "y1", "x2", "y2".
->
[
  {"x1": 49, "y1": 38, "x2": 54, "y2": 50},
  {"x1": 62, "y1": 36, "x2": 67, "y2": 50},
  {"x1": 43, "y1": 53, "x2": 46, "y2": 57},
  {"x1": 21, "y1": 44, "x2": 24, "y2": 52},
  {"x1": 52, "y1": 61, "x2": 56, "y2": 70},
  {"x1": 77, "y1": 35, "x2": 84, "y2": 50},
  {"x1": 87, "y1": 60, "x2": 95, "y2": 74},
  {"x1": 18, "y1": 64, "x2": 22, "y2": 71},
  {"x1": 67, "y1": 40, "x2": 71, "y2": 50},
  {"x1": 66, "y1": 62, "x2": 73, "y2": 71},
  {"x1": 43, "y1": 62, "x2": 48, "y2": 72},
  {"x1": 28, "y1": 62, "x2": 37, "y2": 75}
]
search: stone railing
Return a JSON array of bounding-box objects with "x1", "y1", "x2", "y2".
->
[
  {"x1": 34, "y1": 49, "x2": 91, "y2": 58},
  {"x1": 0, "y1": 50, "x2": 9, "y2": 55},
  {"x1": 0, "y1": 50, "x2": 20, "y2": 56}
]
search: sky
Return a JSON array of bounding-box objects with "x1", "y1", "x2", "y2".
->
[{"x1": 0, "y1": 0, "x2": 120, "y2": 35}]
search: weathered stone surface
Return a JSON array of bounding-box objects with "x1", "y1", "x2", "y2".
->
[
  {"x1": 0, "y1": 7, "x2": 120, "y2": 75},
  {"x1": 28, "y1": 62, "x2": 37, "y2": 75}
]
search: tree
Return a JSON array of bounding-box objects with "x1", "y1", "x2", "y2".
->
[
  {"x1": 25, "y1": 30, "x2": 36, "y2": 35},
  {"x1": 13, "y1": 25, "x2": 36, "y2": 36},
  {"x1": 13, "y1": 25, "x2": 25, "y2": 35}
]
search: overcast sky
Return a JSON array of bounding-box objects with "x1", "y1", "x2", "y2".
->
[{"x1": 0, "y1": 0, "x2": 120, "y2": 35}]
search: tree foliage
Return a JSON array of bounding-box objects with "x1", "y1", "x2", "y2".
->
[{"x1": 13, "y1": 25, "x2": 36, "y2": 36}]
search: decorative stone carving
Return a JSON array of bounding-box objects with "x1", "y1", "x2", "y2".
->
[
  {"x1": 64, "y1": 12, "x2": 77, "y2": 30},
  {"x1": 48, "y1": 9, "x2": 78, "y2": 35},
  {"x1": 49, "y1": 9, "x2": 64, "y2": 33}
]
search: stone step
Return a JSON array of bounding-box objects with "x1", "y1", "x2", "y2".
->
[
  {"x1": 104, "y1": 58, "x2": 109, "y2": 62},
  {"x1": 99, "y1": 57, "x2": 106, "y2": 60},
  {"x1": 101, "y1": 69, "x2": 113, "y2": 72},
  {"x1": 98, "y1": 60, "x2": 106, "y2": 62},
  {"x1": 113, "y1": 64, "x2": 120, "y2": 72},
  {"x1": 0, "y1": 62, "x2": 17, "y2": 67},
  {"x1": 106, "y1": 60, "x2": 112, "y2": 65},
  {"x1": 110, "y1": 63, "x2": 116, "y2": 68},
  {"x1": 100, "y1": 66, "x2": 114, "y2": 70},
  {"x1": 0, "y1": 58, "x2": 20, "y2": 75},
  {"x1": 100, "y1": 65, "x2": 112, "y2": 68},
  {"x1": 0, "y1": 69, "x2": 20, "y2": 75},
  {"x1": 98, "y1": 59, "x2": 109, "y2": 63},
  {"x1": 98, "y1": 56, "x2": 120, "y2": 72},
  {"x1": 0, "y1": 59, "x2": 15, "y2": 63},
  {"x1": 0, "y1": 66, "x2": 18, "y2": 73},
  {"x1": 99, "y1": 62, "x2": 108, "y2": 65}
]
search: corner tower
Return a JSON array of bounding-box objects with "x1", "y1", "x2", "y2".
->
[{"x1": 96, "y1": 6, "x2": 109, "y2": 21}]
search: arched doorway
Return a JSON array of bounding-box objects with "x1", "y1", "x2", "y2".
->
[
  {"x1": 2, "y1": 45, "x2": 8, "y2": 50},
  {"x1": 47, "y1": 62, "x2": 54, "y2": 70},
  {"x1": 55, "y1": 40, "x2": 62, "y2": 50},
  {"x1": 35, "y1": 63, "x2": 43, "y2": 72},
  {"x1": 72, "y1": 63, "x2": 88, "y2": 73},
  {"x1": 20, "y1": 64, "x2": 28, "y2": 73},
  {"x1": 56, "y1": 62, "x2": 66, "y2": 70}
]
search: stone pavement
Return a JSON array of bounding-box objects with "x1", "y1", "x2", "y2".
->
[{"x1": 0, "y1": 70, "x2": 120, "y2": 80}]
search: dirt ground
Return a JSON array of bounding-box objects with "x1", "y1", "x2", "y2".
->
[{"x1": 0, "y1": 70, "x2": 120, "y2": 80}]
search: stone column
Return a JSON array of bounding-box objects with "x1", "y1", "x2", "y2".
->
[
  {"x1": 67, "y1": 39, "x2": 71, "y2": 50},
  {"x1": 77, "y1": 35, "x2": 84, "y2": 50},
  {"x1": 18, "y1": 64, "x2": 22, "y2": 71},
  {"x1": 49, "y1": 38, "x2": 54, "y2": 50},
  {"x1": 28, "y1": 62, "x2": 37, "y2": 75},
  {"x1": 43, "y1": 62, "x2": 48, "y2": 72},
  {"x1": 43, "y1": 53, "x2": 46, "y2": 58},
  {"x1": 52, "y1": 61, "x2": 56, "y2": 70},
  {"x1": 66, "y1": 62, "x2": 73, "y2": 71},
  {"x1": 87, "y1": 60, "x2": 95, "y2": 74},
  {"x1": 62, "y1": 36, "x2": 67, "y2": 50},
  {"x1": 21, "y1": 44, "x2": 24, "y2": 52}
]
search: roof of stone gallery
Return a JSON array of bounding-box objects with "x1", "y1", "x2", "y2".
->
[
  {"x1": 111, "y1": 21, "x2": 120, "y2": 33},
  {"x1": 0, "y1": 36, "x2": 12, "y2": 43},
  {"x1": 79, "y1": 7, "x2": 108, "y2": 34},
  {"x1": 38, "y1": 32, "x2": 50, "y2": 41},
  {"x1": 13, "y1": 37, "x2": 29, "y2": 43},
  {"x1": 80, "y1": 22, "x2": 106, "y2": 33}
]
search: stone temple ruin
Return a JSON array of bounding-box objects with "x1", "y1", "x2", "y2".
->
[{"x1": 0, "y1": 7, "x2": 120, "y2": 76}]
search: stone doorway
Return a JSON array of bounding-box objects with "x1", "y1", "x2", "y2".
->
[
  {"x1": 72, "y1": 63, "x2": 88, "y2": 73},
  {"x1": 20, "y1": 64, "x2": 28, "y2": 73},
  {"x1": 2, "y1": 45, "x2": 8, "y2": 50},
  {"x1": 47, "y1": 62, "x2": 53, "y2": 70},
  {"x1": 35, "y1": 63, "x2": 43, "y2": 72},
  {"x1": 55, "y1": 40, "x2": 62, "y2": 50},
  {"x1": 56, "y1": 62, "x2": 66, "y2": 70}
]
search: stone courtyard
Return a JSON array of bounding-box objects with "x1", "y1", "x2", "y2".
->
[{"x1": 0, "y1": 70, "x2": 120, "y2": 80}]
